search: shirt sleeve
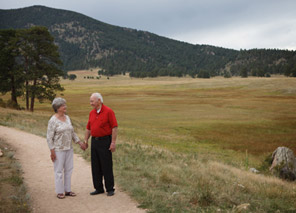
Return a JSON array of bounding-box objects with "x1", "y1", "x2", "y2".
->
[
  {"x1": 86, "y1": 112, "x2": 91, "y2": 130},
  {"x1": 108, "y1": 110, "x2": 118, "y2": 128},
  {"x1": 46, "y1": 118, "x2": 55, "y2": 150},
  {"x1": 72, "y1": 130, "x2": 80, "y2": 143},
  {"x1": 68, "y1": 116, "x2": 80, "y2": 143}
]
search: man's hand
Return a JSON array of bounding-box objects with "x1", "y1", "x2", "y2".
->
[
  {"x1": 78, "y1": 141, "x2": 86, "y2": 151},
  {"x1": 109, "y1": 142, "x2": 116, "y2": 152},
  {"x1": 50, "y1": 149, "x2": 56, "y2": 162}
]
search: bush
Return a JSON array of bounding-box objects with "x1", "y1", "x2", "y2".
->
[
  {"x1": 68, "y1": 74, "x2": 77, "y2": 80},
  {"x1": 240, "y1": 68, "x2": 248, "y2": 78},
  {"x1": 258, "y1": 153, "x2": 273, "y2": 174},
  {"x1": 223, "y1": 71, "x2": 232, "y2": 78},
  {"x1": 265, "y1": 72, "x2": 271, "y2": 77},
  {"x1": 6, "y1": 100, "x2": 21, "y2": 110},
  {"x1": 198, "y1": 70, "x2": 210, "y2": 78},
  {"x1": 0, "y1": 98, "x2": 6, "y2": 108}
]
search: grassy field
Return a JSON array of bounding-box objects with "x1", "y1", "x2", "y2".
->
[{"x1": 1, "y1": 72, "x2": 296, "y2": 212}]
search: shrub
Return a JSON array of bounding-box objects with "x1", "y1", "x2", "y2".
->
[
  {"x1": 265, "y1": 72, "x2": 271, "y2": 77},
  {"x1": 68, "y1": 74, "x2": 77, "y2": 80},
  {"x1": 0, "y1": 98, "x2": 6, "y2": 108},
  {"x1": 224, "y1": 71, "x2": 232, "y2": 78},
  {"x1": 198, "y1": 70, "x2": 210, "y2": 78},
  {"x1": 6, "y1": 100, "x2": 21, "y2": 110}
]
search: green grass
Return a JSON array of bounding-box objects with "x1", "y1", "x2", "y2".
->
[
  {"x1": 1, "y1": 73, "x2": 296, "y2": 212},
  {"x1": 0, "y1": 139, "x2": 31, "y2": 213}
]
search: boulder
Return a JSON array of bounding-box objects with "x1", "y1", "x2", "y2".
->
[{"x1": 270, "y1": 147, "x2": 296, "y2": 181}]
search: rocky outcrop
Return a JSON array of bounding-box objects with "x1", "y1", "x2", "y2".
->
[{"x1": 270, "y1": 147, "x2": 296, "y2": 181}]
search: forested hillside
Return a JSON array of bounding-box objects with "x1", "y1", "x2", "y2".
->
[{"x1": 1, "y1": 5, "x2": 295, "y2": 77}]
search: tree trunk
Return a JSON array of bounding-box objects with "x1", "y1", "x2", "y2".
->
[
  {"x1": 30, "y1": 79, "x2": 36, "y2": 112},
  {"x1": 10, "y1": 75, "x2": 18, "y2": 105},
  {"x1": 30, "y1": 95, "x2": 35, "y2": 112},
  {"x1": 26, "y1": 80, "x2": 29, "y2": 110},
  {"x1": 25, "y1": 57, "x2": 29, "y2": 110}
]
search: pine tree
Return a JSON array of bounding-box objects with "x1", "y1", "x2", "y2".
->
[
  {"x1": 23, "y1": 26, "x2": 64, "y2": 111},
  {"x1": 0, "y1": 27, "x2": 64, "y2": 111},
  {"x1": 0, "y1": 29, "x2": 24, "y2": 108}
]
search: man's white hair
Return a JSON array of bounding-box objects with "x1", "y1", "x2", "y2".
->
[{"x1": 91, "y1": 93, "x2": 103, "y2": 103}]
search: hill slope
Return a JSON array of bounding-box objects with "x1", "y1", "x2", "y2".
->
[{"x1": 1, "y1": 5, "x2": 295, "y2": 77}]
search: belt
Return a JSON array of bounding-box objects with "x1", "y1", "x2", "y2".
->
[{"x1": 93, "y1": 135, "x2": 111, "y2": 140}]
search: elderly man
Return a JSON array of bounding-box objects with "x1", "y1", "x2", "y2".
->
[{"x1": 84, "y1": 93, "x2": 118, "y2": 196}]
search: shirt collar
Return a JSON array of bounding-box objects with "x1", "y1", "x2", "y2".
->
[{"x1": 96, "y1": 104, "x2": 104, "y2": 114}]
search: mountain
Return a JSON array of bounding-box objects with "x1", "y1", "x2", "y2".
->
[{"x1": 1, "y1": 5, "x2": 296, "y2": 77}]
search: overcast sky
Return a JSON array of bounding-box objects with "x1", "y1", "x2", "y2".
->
[{"x1": 1, "y1": 0, "x2": 296, "y2": 50}]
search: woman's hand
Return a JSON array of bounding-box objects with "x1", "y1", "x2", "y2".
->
[{"x1": 50, "y1": 149, "x2": 56, "y2": 162}]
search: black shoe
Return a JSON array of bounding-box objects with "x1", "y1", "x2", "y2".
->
[
  {"x1": 90, "y1": 190, "x2": 104, "y2": 195},
  {"x1": 107, "y1": 191, "x2": 114, "y2": 196}
]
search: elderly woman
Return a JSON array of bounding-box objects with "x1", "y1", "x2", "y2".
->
[{"x1": 47, "y1": 97, "x2": 86, "y2": 199}]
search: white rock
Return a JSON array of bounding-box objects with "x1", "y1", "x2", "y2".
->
[
  {"x1": 249, "y1": 168, "x2": 259, "y2": 173},
  {"x1": 236, "y1": 203, "x2": 250, "y2": 211}
]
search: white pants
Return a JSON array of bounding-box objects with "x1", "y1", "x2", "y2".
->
[{"x1": 53, "y1": 149, "x2": 73, "y2": 194}]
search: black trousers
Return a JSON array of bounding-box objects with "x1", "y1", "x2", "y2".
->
[{"x1": 91, "y1": 136, "x2": 114, "y2": 192}]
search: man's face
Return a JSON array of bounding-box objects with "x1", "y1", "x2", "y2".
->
[{"x1": 90, "y1": 96, "x2": 100, "y2": 109}]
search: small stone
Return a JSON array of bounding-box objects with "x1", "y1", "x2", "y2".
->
[
  {"x1": 236, "y1": 203, "x2": 250, "y2": 211},
  {"x1": 237, "y1": 184, "x2": 245, "y2": 188},
  {"x1": 249, "y1": 168, "x2": 259, "y2": 173}
]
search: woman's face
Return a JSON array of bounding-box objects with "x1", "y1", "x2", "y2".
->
[{"x1": 57, "y1": 104, "x2": 67, "y2": 114}]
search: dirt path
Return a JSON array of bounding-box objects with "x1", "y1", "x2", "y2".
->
[{"x1": 0, "y1": 126, "x2": 145, "y2": 213}]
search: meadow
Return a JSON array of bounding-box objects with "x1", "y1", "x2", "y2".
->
[{"x1": 1, "y1": 72, "x2": 296, "y2": 212}]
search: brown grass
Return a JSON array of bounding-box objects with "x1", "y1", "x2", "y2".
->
[
  {"x1": 1, "y1": 73, "x2": 296, "y2": 211},
  {"x1": 1, "y1": 73, "x2": 296, "y2": 160}
]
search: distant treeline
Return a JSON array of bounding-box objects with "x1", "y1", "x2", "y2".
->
[{"x1": 1, "y1": 6, "x2": 296, "y2": 78}]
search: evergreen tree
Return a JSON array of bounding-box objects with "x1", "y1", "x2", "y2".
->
[
  {"x1": 23, "y1": 26, "x2": 64, "y2": 111},
  {"x1": 197, "y1": 70, "x2": 210, "y2": 78},
  {"x1": 0, "y1": 27, "x2": 64, "y2": 111},
  {"x1": 0, "y1": 29, "x2": 24, "y2": 108},
  {"x1": 240, "y1": 67, "x2": 248, "y2": 78}
]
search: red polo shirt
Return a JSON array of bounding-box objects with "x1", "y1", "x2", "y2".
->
[{"x1": 86, "y1": 104, "x2": 118, "y2": 137}]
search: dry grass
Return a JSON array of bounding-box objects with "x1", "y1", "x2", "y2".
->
[
  {"x1": 1, "y1": 73, "x2": 296, "y2": 211},
  {"x1": 0, "y1": 139, "x2": 31, "y2": 213},
  {"x1": 115, "y1": 143, "x2": 296, "y2": 212},
  {"x1": 2, "y1": 73, "x2": 296, "y2": 161}
]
